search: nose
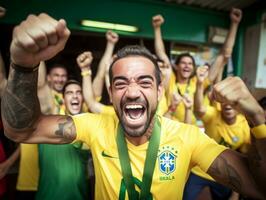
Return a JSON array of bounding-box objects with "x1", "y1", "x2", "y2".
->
[{"x1": 125, "y1": 84, "x2": 141, "y2": 100}]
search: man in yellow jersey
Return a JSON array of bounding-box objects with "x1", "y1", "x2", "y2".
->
[
  {"x1": 184, "y1": 66, "x2": 251, "y2": 200},
  {"x1": 1, "y1": 14, "x2": 266, "y2": 200},
  {"x1": 152, "y1": 8, "x2": 242, "y2": 124}
]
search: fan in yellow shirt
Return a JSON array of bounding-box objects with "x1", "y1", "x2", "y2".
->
[{"x1": 3, "y1": 18, "x2": 266, "y2": 200}]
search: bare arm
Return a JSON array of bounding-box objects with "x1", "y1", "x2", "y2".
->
[
  {"x1": 182, "y1": 93, "x2": 193, "y2": 124},
  {"x1": 37, "y1": 61, "x2": 47, "y2": 89},
  {"x1": 207, "y1": 77, "x2": 266, "y2": 199},
  {"x1": 1, "y1": 13, "x2": 75, "y2": 144},
  {"x1": 209, "y1": 8, "x2": 242, "y2": 83},
  {"x1": 0, "y1": 52, "x2": 7, "y2": 96},
  {"x1": 194, "y1": 66, "x2": 209, "y2": 117},
  {"x1": 92, "y1": 30, "x2": 118, "y2": 99},
  {"x1": 0, "y1": 145, "x2": 20, "y2": 179},
  {"x1": 77, "y1": 51, "x2": 104, "y2": 113}
]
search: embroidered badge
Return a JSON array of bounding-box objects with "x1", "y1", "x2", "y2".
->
[{"x1": 158, "y1": 150, "x2": 176, "y2": 175}]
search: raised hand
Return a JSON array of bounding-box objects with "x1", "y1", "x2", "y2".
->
[
  {"x1": 182, "y1": 93, "x2": 193, "y2": 109},
  {"x1": 76, "y1": 51, "x2": 93, "y2": 69},
  {"x1": 230, "y1": 8, "x2": 242, "y2": 24},
  {"x1": 196, "y1": 65, "x2": 209, "y2": 84},
  {"x1": 106, "y1": 30, "x2": 119, "y2": 44},
  {"x1": 212, "y1": 77, "x2": 265, "y2": 125},
  {"x1": 10, "y1": 13, "x2": 70, "y2": 68},
  {"x1": 152, "y1": 15, "x2": 164, "y2": 28}
]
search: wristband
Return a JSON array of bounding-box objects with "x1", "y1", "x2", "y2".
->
[
  {"x1": 81, "y1": 70, "x2": 92, "y2": 76},
  {"x1": 11, "y1": 63, "x2": 39, "y2": 73},
  {"x1": 251, "y1": 124, "x2": 266, "y2": 139}
]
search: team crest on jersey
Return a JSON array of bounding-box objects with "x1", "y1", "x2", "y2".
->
[{"x1": 158, "y1": 149, "x2": 176, "y2": 175}]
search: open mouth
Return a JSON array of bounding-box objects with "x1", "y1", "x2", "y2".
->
[
  {"x1": 70, "y1": 101, "x2": 80, "y2": 109},
  {"x1": 125, "y1": 104, "x2": 145, "y2": 119}
]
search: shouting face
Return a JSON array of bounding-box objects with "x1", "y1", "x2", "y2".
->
[
  {"x1": 110, "y1": 56, "x2": 162, "y2": 137},
  {"x1": 64, "y1": 83, "x2": 83, "y2": 115},
  {"x1": 48, "y1": 67, "x2": 68, "y2": 92},
  {"x1": 175, "y1": 56, "x2": 194, "y2": 80}
]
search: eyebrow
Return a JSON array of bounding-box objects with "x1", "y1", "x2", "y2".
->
[{"x1": 113, "y1": 75, "x2": 154, "y2": 83}]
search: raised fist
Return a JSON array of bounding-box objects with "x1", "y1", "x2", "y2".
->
[
  {"x1": 76, "y1": 51, "x2": 93, "y2": 69},
  {"x1": 106, "y1": 30, "x2": 119, "y2": 44},
  {"x1": 182, "y1": 93, "x2": 193, "y2": 109},
  {"x1": 212, "y1": 77, "x2": 264, "y2": 125},
  {"x1": 230, "y1": 8, "x2": 242, "y2": 24},
  {"x1": 10, "y1": 13, "x2": 70, "y2": 68},
  {"x1": 196, "y1": 65, "x2": 209, "y2": 84},
  {"x1": 152, "y1": 15, "x2": 164, "y2": 28}
]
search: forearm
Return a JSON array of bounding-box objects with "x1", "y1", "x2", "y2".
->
[
  {"x1": 154, "y1": 27, "x2": 171, "y2": 65},
  {"x1": 194, "y1": 82, "x2": 206, "y2": 117},
  {"x1": 37, "y1": 61, "x2": 47, "y2": 88},
  {"x1": 208, "y1": 54, "x2": 228, "y2": 83},
  {"x1": 184, "y1": 108, "x2": 192, "y2": 124},
  {"x1": 0, "y1": 52, "x2": 7, "y2": 96},
  {"x1": 222, "y1": 22, "x2": 239, "y2": 58},
  {"x1": 93, "y1": 43, "x2": 114, "y2": 98},
  {"x1": 1, "y1": 63, "x2": 41, "y2": 139}
]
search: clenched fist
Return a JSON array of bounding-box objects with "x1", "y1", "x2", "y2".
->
[
  {"x1": 10, "y1": 13, "x2": 70, "y2": 68},
  {"x1": 76, "y1": 51, "x2": 93, "y2": 69},
  {"x1": 152, "y1": 15, "x2": 164, "y2": 28}
]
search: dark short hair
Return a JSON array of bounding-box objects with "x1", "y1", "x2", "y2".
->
[
  {"x1": 258, "y1": 97, "x2": 266, "y2": 110},
  {"x1": 48, "y1": 63, "x2": 68, "y2": 75},
  {"x1": 109, "y1": 45, "x2": 162, "y2": 86},
  {"x1": 62, "y1": 79, "x2": 82, "y2": 97},
  {"x1": 174, "y1": 52, "x2": 196, "y2": 68}
]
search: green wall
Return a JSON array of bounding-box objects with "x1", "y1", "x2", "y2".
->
[
  {"x1": 0, "y1": 0, "x2": 229, "y2": 43},
  {"x1": 1, "y1": 0, "x2": 264, "y2": 76}
]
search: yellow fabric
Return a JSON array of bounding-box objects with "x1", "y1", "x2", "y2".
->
[
  {"x1": 101, "y1": 105, "x2": 116, "y2": 116},
  {"x1": 192, "y1": 105, "x2": 250, "y2": 181},
  {"x1": 16, "y1": 144, "x2": 39, "y2": 191},
  {"x1": 72, "y1": 113, "x2": 226, "y2": 200},
  {"x1": 251, "y1": 124, "x2": 266, "y2": 139},
  {"x1": 167, "y1": 72, "x2": 210, "y2": 124},
  {"x1": 157, "y1": 89, "x2": 168, "y2": 116},
  {"x1": 51, "y1": 89, "x2": 65, "y2": 114}
]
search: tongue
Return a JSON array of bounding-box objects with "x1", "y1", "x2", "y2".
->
[{"x1": 127, "y1": 109, "x2": 142, "y2": 119}]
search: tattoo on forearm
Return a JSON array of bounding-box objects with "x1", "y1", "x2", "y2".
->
[
  {"x1": 55, "y1": 116, "x2": 76, "y2": 141},
  {"x1": 208, "y1": 155, "x2": 242, "y2": 192},
  {"x1": 1, "y1": 66, "x2": 40, "y2": 129}
]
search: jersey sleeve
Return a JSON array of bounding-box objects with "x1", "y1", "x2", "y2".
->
[
  {"x1": 190, "y1": 126, "x2": 227, "y2": 173},
  {"x1": 72, "y1": 113, "x2": 104, "y2": 146}
]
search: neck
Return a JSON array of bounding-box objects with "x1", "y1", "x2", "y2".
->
[
  {"x1": 222, "y1": 115, "x2": 236, "y2": 125},
  {"x1": 177, "y1": 73, "x2": 188, "y2": 84},
  {"x1": 125, "y1": 117, "x2": 155, "y2": 146}
]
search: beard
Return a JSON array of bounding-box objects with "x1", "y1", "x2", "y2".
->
[{"x1": 114, "y1": 96, "x2": 157, "y2": 138}]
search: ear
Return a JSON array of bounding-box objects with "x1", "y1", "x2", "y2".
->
[{"x1": 108, "y1": 86, "x2": 113, "y2": 103}]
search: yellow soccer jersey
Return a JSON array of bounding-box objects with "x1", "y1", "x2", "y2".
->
[
  {"x1": 167, "y1": 73, "x2": 210, "y2": 124},
  {"x1": 101, "y1": 105, "x2": 116, "y2": 116},
  {"x1": 73, "y1": 113, "x2": 226, "y2": 200},
  {"x1": 16, "y1": 144, "x2": 39, "y2": 191},
  {"x1": 157, "y1": 89, "x2": 168, "y2": 116},
  {"x1": 192, "y1": 105, "x2": 250, "y2": 181}
]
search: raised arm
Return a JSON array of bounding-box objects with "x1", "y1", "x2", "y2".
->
[
  {"x1": 152, "y1": 15, "x2": 171, "y2": 67},
  {"x1": 92, "y1": 30, "x2": 118, "y2": 99},
  {"x1": 77, "y1": 51, "x2": 105, "y2": 113},
  {"x1": 194, "y1": 65, "x2": 209, "y2": 117},
  {"x1": 207, "y1": 77, "x2": 266, "y2": 199},
  {"x1": 182, "y1": 93, "x2": 193, "y2": 124},
  {"x1": 1, "y1": 13, "x2": 76, "y2": 144},
  {"x1": 208, "y1": 8, "x2": 242, "y2": 84}
]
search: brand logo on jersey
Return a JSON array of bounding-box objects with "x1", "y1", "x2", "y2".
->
[
  {"x1": 101, "y1": 150, "x2": 117, "y2": 159},
  {"x1": 158, "y1": 150, "x2": 176, "y2": 175}
]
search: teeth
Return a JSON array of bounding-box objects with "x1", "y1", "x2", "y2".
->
[{"x1": 125, "y1": 105, "x2": 143, "y2": 109}]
